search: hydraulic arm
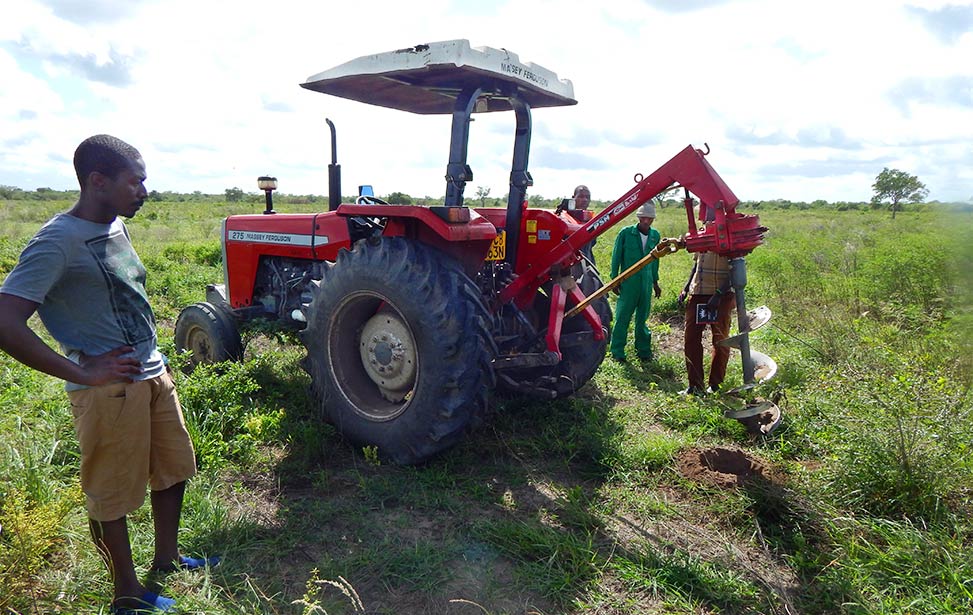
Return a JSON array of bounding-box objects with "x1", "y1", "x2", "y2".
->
[
  {"x1": 498, "y1": 144, "x2": 766, "y2": 309},
  {"x1": 497, "y1": 145, "x2": 767, "y2": 386}
]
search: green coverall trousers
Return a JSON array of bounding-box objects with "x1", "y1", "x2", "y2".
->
[{"x1": 610, "y1": 289, "x2": 652, "y2": 360}]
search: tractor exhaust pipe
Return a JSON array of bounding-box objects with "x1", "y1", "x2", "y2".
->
[{"x1": 326, "y1": 118, "x2": 341, "y2": 211}]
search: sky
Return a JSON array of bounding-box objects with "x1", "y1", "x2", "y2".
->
[{"x1": 1, "y1": 0, "x2": 971, "y2": 204}]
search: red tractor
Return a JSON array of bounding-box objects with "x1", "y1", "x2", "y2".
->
[{"x1": 175, "y1": 40, "x2": 766, "y2": 464}]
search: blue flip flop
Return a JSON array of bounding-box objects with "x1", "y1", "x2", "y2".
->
[
  {"x1": 176, "y1": 554, "x2": 221, "y2": 570},
  {"x1": 151, "y1": 554, "x2": 221, "y2": 573},
  {"x1": 110, "y1": 591, "x2": 175, "y2": 614}
]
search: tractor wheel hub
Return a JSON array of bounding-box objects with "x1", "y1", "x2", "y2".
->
[{"x1": 359, "y1": 310, "x2": 417, "y2": 402}]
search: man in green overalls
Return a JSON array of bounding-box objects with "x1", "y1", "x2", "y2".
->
[{"x1": 609, "y1": 201, "x2": 662, "y2": 362}]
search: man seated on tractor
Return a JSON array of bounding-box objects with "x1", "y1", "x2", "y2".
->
[
  {"x1": 568, "y1": 184, "x2": 597, "y2": 264},
  {"x1": 609, "y1": 201, "x2": 662, "y2": 362}
]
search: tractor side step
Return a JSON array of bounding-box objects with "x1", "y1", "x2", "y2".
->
[
  {"x1": 497, "y1": 373, "x2": 558, "y2": 399},
  {"x1": 493, "y1": 351, "x2": 560, "y2": 370}
]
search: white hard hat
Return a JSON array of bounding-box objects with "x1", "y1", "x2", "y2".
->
[{"x1": 637, "y1": 201, "x2": 656, "y2": 218}]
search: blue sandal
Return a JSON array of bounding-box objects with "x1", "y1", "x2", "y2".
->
[
  {"x1": 152, "y1": 554, "x2": 222, "y2": 573},
  {"x1": 110, "y1": 591, "x2": 175, "y2": 614},
  {"x1": 176, "y1": 554, "x2": 221, "y2": 570}
]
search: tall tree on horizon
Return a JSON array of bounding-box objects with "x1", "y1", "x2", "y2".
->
[{"x1": 871, "y1": 168, "x2": 928, "y2": 219}]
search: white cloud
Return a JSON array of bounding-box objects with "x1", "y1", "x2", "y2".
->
[{"x1": 0, "y1": 0, "x2": 970, "y2": 202}]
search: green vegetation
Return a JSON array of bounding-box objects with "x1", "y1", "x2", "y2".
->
[
  {"x1": 3, "y1": 183, "x2": 971, "y2": 212},
  {"x1": 1, "y1": 198, "x2": 971, "y2": 614}
]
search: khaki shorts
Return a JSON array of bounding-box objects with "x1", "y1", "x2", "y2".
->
[{"x1": 68, "y1": 372, "x2": 197, "y2": 522}]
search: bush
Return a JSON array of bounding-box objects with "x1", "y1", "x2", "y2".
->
[
  {"x1": 172, "y1": 357, "x2": 262, "y2": 469},
  {"x1": 0, "y1": 487, "x2": 80, "y2": 612},
  {"x1": 819, "y1": 350, "x2": 972, "y2": 523}
]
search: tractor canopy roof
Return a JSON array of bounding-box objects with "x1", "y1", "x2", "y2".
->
[{"x1": 301, "y1": 39, "x2": 576, "y2": 115}]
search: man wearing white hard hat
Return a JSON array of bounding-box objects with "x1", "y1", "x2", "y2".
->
[{"x1": 609, "y1": 200, "x2": 662, "y2": 362}]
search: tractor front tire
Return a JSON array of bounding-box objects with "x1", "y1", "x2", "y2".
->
[
  {"x1": 301, "y1": 237, "x2": 494, "y2": 464},
  {"x1": 174, "y1": 302, "x2": 243, "y2": 371}
]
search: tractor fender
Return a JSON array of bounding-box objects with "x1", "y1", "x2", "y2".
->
[{"x1": 337, "y1": 203, "x2": 498, "y2": 276}]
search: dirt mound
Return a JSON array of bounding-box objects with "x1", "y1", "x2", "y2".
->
[{"x1": 676, "y1": 446, "x2": 779, "y2": 488}]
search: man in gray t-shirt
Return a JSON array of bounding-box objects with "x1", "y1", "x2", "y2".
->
[
  {"x1": 0, "y1": 135, "x2": 214, "y2": 614},
  {"x1": 3, "y1": 213, "x2": 165, "y2": 390}
]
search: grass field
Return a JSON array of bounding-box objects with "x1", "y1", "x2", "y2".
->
[{"x1": 1, "y1": 199, "x2": 971, "y2": 614}]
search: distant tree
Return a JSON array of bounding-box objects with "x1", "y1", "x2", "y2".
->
[
  {"x1": 0, "y1": 185, "x2": 23, "y2": 199},
  {"x1": 871, "y1": 168, "x2": 928, "y2": 219},
  {"x1": 415, "y1": 195, "x2": 445, "y2": 206},
  {"x1": 225, "y1": 187, "x2": 245, "y2": 202},
  {"x1": 385, "y1": 191, "x2": 412, "y2": 205},
  {"x1": 474, "y1": 186, "x2": 491, "y2": 207}
]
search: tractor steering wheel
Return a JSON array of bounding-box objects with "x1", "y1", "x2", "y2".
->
[{"x1": 355, "y1": 195, "x2": 390, "y2": 205}]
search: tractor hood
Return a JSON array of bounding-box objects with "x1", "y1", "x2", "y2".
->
[{"x1": 301, "y1": 39, "x2": 577, "y2": 115}]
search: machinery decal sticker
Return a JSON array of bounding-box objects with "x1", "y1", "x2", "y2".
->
[
  {"x1": 525, "y1": 219, "x2": 539, "y2": 244},
  {"x1": 586, "y1": 191, "x2": 641, "y2": 234},
  {"x1": 499, "y1": 62, "x2": 550, "y2": 88},
  {"x1": 227, "y1": 230, "x2": 315, "y2": 246}
]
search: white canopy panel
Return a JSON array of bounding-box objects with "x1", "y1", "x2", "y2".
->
[{"x1": 302, "y1": 40, "x2": 576, "y2": 115}]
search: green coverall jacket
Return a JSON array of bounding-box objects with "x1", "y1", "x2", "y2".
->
[{"x1": 609, "y1": 224, "x2": 660, "y2": 360}]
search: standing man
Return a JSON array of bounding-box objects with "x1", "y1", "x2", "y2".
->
[
  {"x1": 609, "y1": 202, "x2": 662, "y2": 362},
  {"x1": 0, "y1": 135, "x2": 216, "y2": 614},
  {"x1": 679, "y1": 250, "x2": 734, "y2": 395}
]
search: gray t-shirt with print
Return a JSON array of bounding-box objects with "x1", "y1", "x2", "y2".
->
[{"x1": 0, "y1": 212, "x2": 164, "y2": 390}]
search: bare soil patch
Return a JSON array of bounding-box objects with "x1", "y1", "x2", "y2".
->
[
  {"x1": 654, "y1": 316, "x2": 688, "y2": 358},
  {"x1": 675, "y1": 446, "x2": 781, "y2": 489}
]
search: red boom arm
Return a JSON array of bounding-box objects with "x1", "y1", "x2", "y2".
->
[{"x1": 498, "y1": 145, "x2": 765, "y2": 308}]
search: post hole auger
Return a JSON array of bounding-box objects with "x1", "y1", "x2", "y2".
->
[{"x1": 678, "y1": 186, "x2": 780, "y2": 435}]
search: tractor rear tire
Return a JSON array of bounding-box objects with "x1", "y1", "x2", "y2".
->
[
  {"x1": 301, "y1": 237, "x2": 495, "y2": 464},
  {"x1": 174, "y1": 302, "x2": 243, "y2": 371},
  {"x1": 499, "y1": 264, "x2": 611, "y2": 398}
]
